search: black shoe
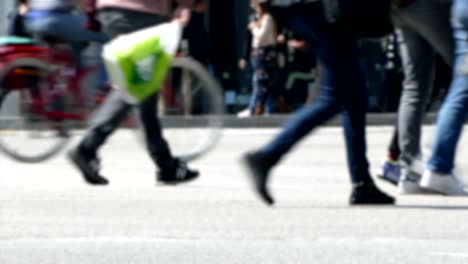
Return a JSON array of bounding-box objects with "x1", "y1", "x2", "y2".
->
[
  {"x1": 157, "y1": 159, "x2": 199, "y2": 184},
  {"x1": 68, "y1": 148, "x2": 109, "y2": 185},
  {"x1": 350, "y1": 181, "x2": 395, "y2": 205},
  {"x1": 243, "y1": 151, "x2": 274, "y2": 206}
]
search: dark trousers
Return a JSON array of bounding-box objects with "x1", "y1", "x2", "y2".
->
[
  {"x1": 79, "y1": 8, "x2": 173, "y2": 170},
  {"x1": 261, "y1": 3, "x2": 372, "y2": 183}
]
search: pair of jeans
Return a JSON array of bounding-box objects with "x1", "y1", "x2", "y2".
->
[
  {"x1": 248, "y1": 55, "x2": 279, "y2": 115},
  {"x1": 78, "y1": 8, "x2": 175, "y2": 171},
  {"x1": 390, "y1": 0, "x2": 454, "y2": 165},
  {"x1": 25, "y1": 11, "x2": 108, "y2": 44},
  {"x1": 428, "y1": 0, "x2": 468, "y2": 174},
  {"x1": 26, "y1": 10, "x2": 109, "y2": 50},
  {"x1": 260, "y1": 3, "x2": 372, "y2": 183}
]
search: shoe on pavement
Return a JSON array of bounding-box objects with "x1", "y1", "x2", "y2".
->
[
  {"x1": 157, "y1": 159, "x2": 199, "y2": 184},
  {"x1": 243, "y1": 151, "x2": 274, "y2": 206},
  {"x1": 397, "y1": 169, "x2": 428, "y2": 195},
  {"x1": 376, "y1": 159, "x2": 401, "y2": 186},
  {"x1": 420, "y1": 170, "x2": 468, "y2": 196},
  {"x1": 406, "y1": 157, "x2": 425, "y2": 176},
  {"x1": 237, "y1": 108, "x2": 252, "y2": 118},
  {"x1": 350, "y1": 181, "x2": 395, "y2": 205},
  {"x1": 68, "y1": 148, "x2": 109, "y2": 185}
]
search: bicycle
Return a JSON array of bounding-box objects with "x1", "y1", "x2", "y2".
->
[{"x1": 0, "y1": 35, "x2": 224, "y2": 163}]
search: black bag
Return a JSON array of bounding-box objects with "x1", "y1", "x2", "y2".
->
[{"x1": 323, "y1": 0, "x2": 394, "y2": 38}]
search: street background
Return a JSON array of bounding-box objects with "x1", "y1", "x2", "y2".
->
[{"x1": 1, "y1": 125, "x2": 468, "y2": 263}]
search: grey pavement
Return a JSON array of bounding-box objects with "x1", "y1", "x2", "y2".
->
[
  {"x1": 1, "y1": 126, "x2": 468, "y2": 263},
  {"x1": 159, "y1": 113, "x2": 441, "y2": 128}
]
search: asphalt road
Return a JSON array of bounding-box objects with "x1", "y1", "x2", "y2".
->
[{"x1": 1, "y1": 126, "x2": 468, "y2": 263}]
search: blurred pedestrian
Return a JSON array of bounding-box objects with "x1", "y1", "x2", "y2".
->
[
  {"x1": 243, "y1": 0, "x2": 395, "y2": 205},
  {"x1": 68, "y1": 0, "x2": 199, "y2": 185},
  {"x1": 376, "y1": 0, "x2": 454, "y2": 195},
  {"x1": 421, "y1": 0, "x2": 468, "y2": 195},
  {"x1": 238, "y1": 0, "x2": 289, "y2": 117},
  {"x1": 8, "y1": 0, "x2": 30, "y2": 37}
]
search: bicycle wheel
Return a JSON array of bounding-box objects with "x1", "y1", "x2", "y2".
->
[
  {"x1": 137, "y1": 57, "x2": 224, "y2": 162},
  {"x1": 0, "y1": 57, "x2": 70, "y2": 163}
]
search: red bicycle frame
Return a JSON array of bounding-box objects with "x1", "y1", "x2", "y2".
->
[{"x1": 0, "y1": 42, "x2": 100, "y2": 122}]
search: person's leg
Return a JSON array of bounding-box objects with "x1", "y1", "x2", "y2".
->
[
  {"x1": 427, "y1": 73, "x2": 468, "y2": 173},
  {"x1": 394, "y1": 26, "x2": 435, "y2": 166},
  {"x1": 375, "y1": 127, "x2": 402, "y2": 185},
  {"x1": 137, "y1": 95, "x2": 171, "y2": 165},
  {"x1": 78, "y1": 89, "x2": 132, "y2": 157},
  {"x1": 393, "y1": 0, "x2": 454, "y2": 164},
  {"x1": 392, "y1": 0, "x2": 453, "y2": 167},
  {"x1": 260, "y1": 72, "x2": 340, "y2": 160},
  {"x1": 248, "y1": 56, "x2": 262, "y2": 114},
  {"x1": 388, "y1": 129, "x2": 400, "y2": 161},
  {"x1": 422, "y1": 0, "x2": 468, "y2": 195},
  {"x1": 70, "y1": 89, "x2": 132, "y2": 184},
  {"x1": 138, "y1": 93, "x2": 199, "y2": 182},
  {"x1": 338, "y1": 48, "x2": 373, "y2": 185},
  {"x1": 377, "y1": 0, "x2": 454, "y2": 192},
  {"x1": 244, "y1": 3, "x2": 394, "y2": 205},
  {"x1": 71, "y1": 8, "x2": 197, "y2": 184},
  {"x1": 399, "y1": 0, "x2": 454, "y2": 67}
]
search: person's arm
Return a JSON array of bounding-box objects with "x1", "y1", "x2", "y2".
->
[{"x1": 239, "y1": 30, "x2": 252, "y2": 69}]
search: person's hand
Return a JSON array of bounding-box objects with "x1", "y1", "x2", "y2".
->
[
  {"x1": 288, "y1": 39, "x2": 308, "y2": 52},
  {"x1": 239, "y1": 58, "x2": 248, "y2": 70},
  {"x1": 277, "y1": 34, "x2": 286, "y2": 44},
  {"x1": 248, "y1": 21, "x2": 257, "y2": 30},
  {"x1": 173, "y1": 6, "x2": 192, "y2": 27}
]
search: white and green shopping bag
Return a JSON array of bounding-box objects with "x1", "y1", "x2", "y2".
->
[{"x1": 102, "y1": 21, "x2": 183, "y2": 103}]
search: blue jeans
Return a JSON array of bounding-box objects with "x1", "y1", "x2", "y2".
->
[
  {"x1": 248, "y1": 57, "x2": 277, "y2": 114},
  {"x1": 428, "y1": 0, "x2": 468, "y2": 174},
  {"x1": 26, "y1": 11, "x2": 109, "y2": 89},
  {"x1": 260, "y1": 3, "x2": 372, "y2": 183},
  {"x1": 26, "y1": 11, "x2": 108, "y2": 44}
]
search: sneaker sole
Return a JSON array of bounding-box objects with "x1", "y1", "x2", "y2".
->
[
  {"x1": 377, "y1": 174, "x2": 399, "y2": 186},
  {"x1": 156, "y1": 173, "x2": 200, "y2": 186}
]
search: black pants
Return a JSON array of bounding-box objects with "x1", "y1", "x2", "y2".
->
[{"x1": 79, "y1": 8, "x2": 174, "y2": 170}]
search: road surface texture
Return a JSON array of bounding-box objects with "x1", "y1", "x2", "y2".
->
[{"x1": 1, "y1": 126, "x2": 468, "y2": 263}]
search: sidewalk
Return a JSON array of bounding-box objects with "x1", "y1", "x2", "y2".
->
[{"x1": 158, "y1": 113, "x2": 440, "y2": 128}]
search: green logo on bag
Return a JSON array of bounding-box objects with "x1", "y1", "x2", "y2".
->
[
  {"x1": 136, "y1": 56, "x2": 157, "y2": 82},
  {"x1": 108, "y1": 35, "x2": 173, "y2": 102}
]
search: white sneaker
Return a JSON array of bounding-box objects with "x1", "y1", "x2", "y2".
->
[
  {"x1": 398, "y1": 170, "x2": 427, "y2": 195},
  {"x1": 408, "y1": 158, "x2": 425, "y2": 175},
  {"x1": 237, "y1": 108, "x2": 252, "y2": 118},
  {"x1": 420, "y1": 170, "x2": 468, "y2": 196}
]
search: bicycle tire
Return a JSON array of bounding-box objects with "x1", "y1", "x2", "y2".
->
[
  {"x1": 136, "y1": 57, "x2": 224, "y2": 162},
  {"x1": 0, "y1": 57, "x2": 70, "y2": 163}
]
